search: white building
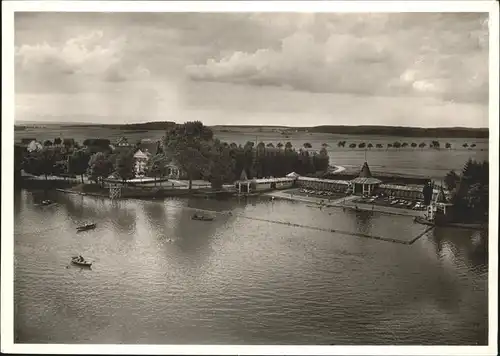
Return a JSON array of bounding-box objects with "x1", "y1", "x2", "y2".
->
[
  {"x1": 235, "y1": 177, "x2": 295, "y2": 194},
  {"x1": 27, "y1": 140, "x2": 43, "y2": 152},
  {"x1": 133, "y1": 149, "x2": 151, "y2": 176}
]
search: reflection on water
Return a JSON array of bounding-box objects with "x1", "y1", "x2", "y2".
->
[
  {"x1": 430, "y1": 227, "x2": 488, "y2": 275},
  {"x1": 351, "y1": 209, "x2": 373, "y2": 235},
  {"x1": 14, "y1": 189, "x2": 488, "y2": 345}
]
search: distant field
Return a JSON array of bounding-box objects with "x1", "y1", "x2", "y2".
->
[{"x1": 14, "y1": 125, "x2": 489, "y2": 181}]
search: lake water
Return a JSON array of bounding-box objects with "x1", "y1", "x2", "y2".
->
[{"x1": 14, "y1": 189, "x2": 488, "y2": 345}]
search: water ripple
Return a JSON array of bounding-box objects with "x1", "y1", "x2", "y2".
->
[{"x1": 14, "y1": 190, "x2": 488, "y2": 345}]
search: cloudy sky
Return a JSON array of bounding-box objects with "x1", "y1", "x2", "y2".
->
[{"x1": 15, "y1": 12, "x2": 489, "y2": 127}]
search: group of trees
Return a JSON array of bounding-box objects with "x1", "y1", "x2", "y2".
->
[
  {"x1": 444, "y1": 159, "x2": 489, "y2": 222},
  {"x1": 21, "y1": 141, "x2": 137, "y2": 186},
  {"x1": 20, "y1": 121, "x2": 330, "y2": 191},
  {"x1": 163, "y1": 122, "x2": 330, "y2": 190},
  {"x1": 336, "y1": 141, "x2": 478, "y2": 150},
  {"x1": 22, "y1": 148, "x2": 65, "y2": 180}
]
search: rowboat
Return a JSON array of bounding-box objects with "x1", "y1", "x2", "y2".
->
[
  {"x1": 77, "y1": 223, "x2": 96, "y2": 232},
  {"x1": 192, "y1": 214, "x2": 214, "y2": 221},
  {"x1": 38, "y1": 199, "x2": 56, "y2": 206},
  {"x1": 71, "y1": 256, "x2": 92, "y2": 267}
]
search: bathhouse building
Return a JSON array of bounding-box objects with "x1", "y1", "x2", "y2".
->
[
  {"x1": 296, "y1": 176, "x2": 349, "y2": 192},
  {"x1": 235, "y1": 177, "x2": 295, "y2": 194}
]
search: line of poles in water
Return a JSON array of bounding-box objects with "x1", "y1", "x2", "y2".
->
[{"x1": 163, "y1": 202, "x2": 434, "y2": 245}]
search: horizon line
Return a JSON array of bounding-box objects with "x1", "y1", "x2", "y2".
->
[{"x1": 14, "y1": 120, "x2": 489, "y2": 130}]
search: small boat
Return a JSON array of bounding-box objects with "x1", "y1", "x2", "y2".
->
[
  {"x1": 77, "y1": 223, "x2": 97, "y2": 232},
  {"x1": 71, "y1": 256, "x2": 92, "y2": 267},
  {"x1": 40, "y1": 199, "x2": 56, "y2": 206},
  {"x1": 191, "y1": 214, "x2": 214, "y2": 221}
]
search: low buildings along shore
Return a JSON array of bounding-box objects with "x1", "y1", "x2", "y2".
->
[{"x1": 235, "y1": 161, "x2": 452, "y2": 221}]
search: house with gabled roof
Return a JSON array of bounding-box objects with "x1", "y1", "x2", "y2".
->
[
  {"x1": 116, "y1": 136, "x2": 132, "y2": 147},
  {"x1": 138, "y1": 139, "x2": 161, "y2": 157}
]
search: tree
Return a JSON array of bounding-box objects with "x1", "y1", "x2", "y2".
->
[
  {"x1": 337, "y1": 141, "x2": 346, "y2": 148},
  {"x1": 244, "y1": 141, "x2": 255, "y2": 150},
  {"x1": 146, "y1": 153, "x2": 169, "y2": 185},
  {"x1": 285, "y1": 142, "x2": 293, "y2": 150},
  {"x1": 114, "y1": 151, "x2": 135, "y2": 182},
  {"x1": 393, "y1": 141, "x2": 402, "y2": 149},
  {"x1": 422, "y1": 182, "x2": 433, "y2": 205},
  {"x1": 444, "y1": 170, "x2": 460, "y2": 191},
  {"x1": 470, "y1": 143, "x2": 477, "y2": 148},
  {"x1": 314, "y1": 147, "x2": 329, "y2": 172},
  {"x1": 23, "y1": 149, "x2": 57, "y2": 180},
  {"x1": 277, "y1": 142, "x2": 284, "y2": 149},
  {"x1": 52, "y1": 160, "x2": 67, "y2": 177},
  {"x1": 451, "y1": 159, "x2": 489, "y2": 222},
  {"x1": 401, "y1": 142, "x2": 409, "y2": 148},
  {"x1": 63, "y1": 138, "x2": 75, "y2": 149},
  {"x1": 387, "y1": 143, "x2": 393, "y2": 148},
  {"x1": 83, "y1": 139, "x2": 111, "y2": 147},
  {"x1": 367, "y1": 143, "x2": 373, "y2": 149},
  {"x1": 87, "y1": 152, "x2": 114, "y2": 185},
  {"x1": 163, "y1": 121, "x2": 213, "y2": 191},
  {"x1": 349, "y1": 143, "x2": 356, "y2": 149},
  {"x1": 54, "y1": 137, "x2": 62, "y2": 145},
  {"x1": 411, "y1": 142, "x2": 417, "y2": 148},
  {"x1": 43, "y1": 140, "x2": 53, "y2": 147},
  {"x1": 462, "y1": 143, "x2": 469, "y2": 148},
  {"x1": 256, "y1": 141, "x2": 266, "y2": 156},
  {"x1": 376, "y1": 143, "x2": 383, "y2": 149},
  {"x1": 68, "y1": 149, "x2": 91, "y2": 183},
  {"x1": 418, "y1": 142, "x2": 427, "y2": 149},
  {"x1": 358, "y1": 142, "x2": 366, "y2": 149},
  {"x1": 303, "y1": 142, "x2": 312, "y2": 149},
  {"x1": 207, "y1": 142, "x2": 235, "y2": 189},
  {"x1": 445, "y1": 143, "x2": 452, "y2": 149},
  {"x1": 430, "y1": 140, "x2": 440, "y2": 149},
  {"x1": 266, "y1": 143, "x2": 275, "y2": 148}
]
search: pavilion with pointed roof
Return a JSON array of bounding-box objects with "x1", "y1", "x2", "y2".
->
[{"x1": 350, "y1": 162, "x2": 382, "y2": 196}]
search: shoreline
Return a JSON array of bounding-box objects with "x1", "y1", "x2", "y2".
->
[
  {"x1": 264, "y1": 189, "x2": 487, "y2": 230},
  {"x1": 38, "y1": 186, "x2": 486, "y2": 234},
  {"x1": 264, "y1": 189, "x2": 423, "y2": 217}
]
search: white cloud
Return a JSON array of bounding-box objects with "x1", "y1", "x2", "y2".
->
[
  {"x1": 186, "y1": 13, "x2": 488, "y2": 104},
  {"x1": 15, "y1": 31, "x2": 150, "y2": 92},
  {"x1": 13, "y1": 13, "x2": 489, "y2": 127}
]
